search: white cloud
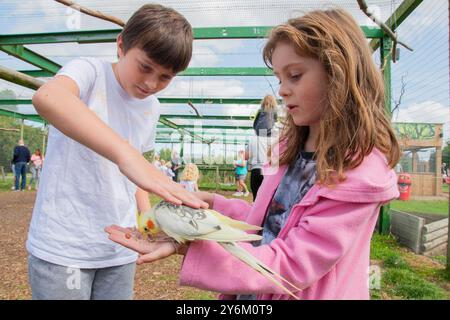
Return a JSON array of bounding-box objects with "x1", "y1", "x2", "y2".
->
[{"x1": 158, "y1": 79, "x2": 245, "y2": 97}]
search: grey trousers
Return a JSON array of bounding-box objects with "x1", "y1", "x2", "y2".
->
[{"x1": 28, "y1": 254, "x2": 136, "y2": 300}]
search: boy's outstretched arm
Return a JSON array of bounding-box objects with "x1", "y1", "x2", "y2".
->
[{"x1": 33, "y1": 76, "x2": 208, "y2": 209}]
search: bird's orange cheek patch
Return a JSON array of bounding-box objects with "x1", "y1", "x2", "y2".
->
[
  {"x1": 125, "y1": 233, "x2": 131, "y2": 239},
  {"x1": 147, "y1": 220, "x2": 155, "y2": 230}
]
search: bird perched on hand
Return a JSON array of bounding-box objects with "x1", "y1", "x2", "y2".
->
[{"x1": 138, "y1": 200, "x2": 301, "y2": 299}]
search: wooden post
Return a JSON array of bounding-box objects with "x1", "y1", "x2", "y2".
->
[
  {"x1": 20, "y1": 119, "x2": 24, "y2": 140},
  {"x1": 436, "y1": 147, "x2": 442, "y2": 195},
  {"x1": 215, "y1": 165, "x2": 219, "y2": 192}
]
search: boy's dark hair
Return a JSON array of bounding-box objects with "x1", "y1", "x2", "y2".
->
[{"x1": 121, "y1": 4, "x2": 193, "y2": 73}]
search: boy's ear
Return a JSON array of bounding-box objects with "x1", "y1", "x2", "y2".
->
[{"x1": 116, "y1": 33, "x2": 124, "y2": 59}]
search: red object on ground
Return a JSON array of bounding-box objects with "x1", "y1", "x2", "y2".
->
[{"x1": 397, "y1": 173, "x2": 412, "y2": 201}]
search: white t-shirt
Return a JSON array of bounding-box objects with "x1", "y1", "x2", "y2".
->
[
  {"x1": 246, "y1": 135, "x2": 276, "y2": 170},
  {"x1": 26, "y1": 57, "x2": 160, "y2": 268}
]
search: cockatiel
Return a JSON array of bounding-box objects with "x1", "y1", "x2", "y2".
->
[{"x1": 138, "y1": 200, "x2": 301, "y2": 299}]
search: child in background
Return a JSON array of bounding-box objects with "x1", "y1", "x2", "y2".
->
[
  {"x1": 233, "y1": 150, "x2": 249, "y2": 197},
  {"x1": 107, "y1": 8, "x2": 400, "y2": 300},
  {"x1": 28, "y1": 149, "x2": 44, "y2": 191},
  {"x1": 164, "y1": 161, "x2": 175, "y2": 180},
  {"x1": 179, "y1": 163, "x2": 199, "y2": 192}
]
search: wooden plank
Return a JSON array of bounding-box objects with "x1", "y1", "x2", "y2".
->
[
  {"x1": 422, "y1": 227, "x2": 448, "y2": 242},
  {"x1": 423, "y1": 218, "x2": 449, "y2": 233},
  {"x1": 421, "y1": 235, "x2": 448, "y2": 252},
  {"x1": 423, "y1": 242, "x2": 448, "y2": 257},
  {"x1": 390, "y1": 210, "x2": 424, "y2": 253}
]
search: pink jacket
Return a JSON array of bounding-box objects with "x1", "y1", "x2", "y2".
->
[{"x1": 179, "y1": 148, "x2": 399, "y2": 299}]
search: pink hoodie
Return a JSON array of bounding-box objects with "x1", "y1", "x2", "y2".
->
[{"x1": 179, "y1": 148, "x2": 399, "y2": 299}]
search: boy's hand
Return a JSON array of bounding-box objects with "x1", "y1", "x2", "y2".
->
[
  {"x1": 117, "y1": 151, "x2": 209, "y2": 209},
  {"x1": 105, "y1": 225, "x2": 188, "y2": 264}
]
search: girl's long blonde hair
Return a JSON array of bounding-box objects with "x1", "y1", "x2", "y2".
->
[
  {"x1": 263, "y1": 9, "x2": 400, "y2": 186},
  {"x1": 260, "y1": 95, "x2": 278, "y2": 112},
  {"x1": 180, "y1": 163, "x2": 199, "y2": 182}
]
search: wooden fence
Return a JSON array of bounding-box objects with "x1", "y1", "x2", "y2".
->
[{"x1": 390, "y1": 210, "x2": 448, "y2": 256}]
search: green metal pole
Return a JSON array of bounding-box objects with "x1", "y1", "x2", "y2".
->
[
  {"x1": 379, "y1": 35, "x2": 393, "y2": 235},
  {"x1": 42, "y1": 125, "x2": 47, "y2": 155}
]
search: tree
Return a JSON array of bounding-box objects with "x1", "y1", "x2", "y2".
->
[
  {"x1": 442, "y1": 141, "x2": 450, "y2": 168},
  {"x1": 158, "y1": 148, "x2": 172, "y2": 162}
]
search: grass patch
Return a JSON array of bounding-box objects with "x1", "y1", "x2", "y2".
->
[
  {"x1": 433, "y1": 255, "x2": 448, "y2": 265},
  {"x1": 0, "y1": 175, "x2": 15, "y2": 192},
  {"x1": 390, "y1": 200, "x2": 448, "y2": 216},
  {"x1": 382, "y1": 268, "x2": 447, "y2": 299},
  {"x1": 182, "y1": 290, "x2": 216, "y2": 300},
  {"x1": 370, "y1": 233, "x2": 402, "y2": 260},
  {"x1": 199, "y1": 182, "x2": 237, "y2": 191},
  {"x1": 371, "y1": 233, "x2": 449, "y2": 300}
]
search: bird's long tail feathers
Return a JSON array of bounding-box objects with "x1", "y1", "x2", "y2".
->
[{"x1": 219, "y1": 242, "x2": 302, "y2": 300}]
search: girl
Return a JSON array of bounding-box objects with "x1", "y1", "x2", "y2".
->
[
  {"x1": 233, "y1": 150, "x2": 250, "y2": 197},
  {"x1": 106, "y1": 8, "x2": 400, "y2": 300},
  {"x1": 179, "y1": 163, "x2": 200, "y2": 192},
  {"x1": 28, "y1": 149, "x2": 44, "y2": 191}
]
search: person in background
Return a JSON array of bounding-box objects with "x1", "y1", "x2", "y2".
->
[
  {"x1": 171, "y1": 151, "x2": 182, "y2": 182},
  {"x1": 29, "y1": 149, "x2": 44, "y2": 191},
  {"x1": 233, "y1": 150, "x2": 249, "y2": 197},
  {"x1": 246, "y1": 95, "x2": 279, "y2": 201},
  {"x1": 10, "y1": 159, "x2": 16, "y2": 191},
  {"x1": 179, "y1": 163, "x2": 200, "y2": 192},
  {"x1": 12, "y1": 139, "x2": 31, "y2": 191},
  {"x1": 253, "y1": 95, "x2": 278, "y2": 137},
  {"x1": 164, "y1": 161, "x2": 175, "y2": 180},
  {"x1": 153, "y1": 153, "x2": 162, "y2": 170}
]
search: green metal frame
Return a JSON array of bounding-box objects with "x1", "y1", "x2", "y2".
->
[
  {"x1": 378, "y1": 34, "x2": 393, "y2": 235},
  {"x1": 0, "y1": 2, "x2": 424, "y2": 233}
]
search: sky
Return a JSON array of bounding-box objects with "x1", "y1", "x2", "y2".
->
[{"x1": 0, "y1": 0, "x2": 448, "y2": 157}]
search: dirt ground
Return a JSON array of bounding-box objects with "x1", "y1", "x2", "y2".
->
[
  {"x1": 0, "y1": 191, "x2": 215, "y2": 300},
  {"x1": 1, "y1": 190, "x2": 447, "y2": 300}
]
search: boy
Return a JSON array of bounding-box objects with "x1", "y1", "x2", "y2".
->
[{"x1": 27, "y1": 4, "x2": 207, "y2": 300}]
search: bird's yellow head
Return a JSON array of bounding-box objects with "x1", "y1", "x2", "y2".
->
[{"x1": 137, "y1": 207, "x2": 160, "y2": 237}]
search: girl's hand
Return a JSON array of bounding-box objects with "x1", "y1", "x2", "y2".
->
[
  {"x1": 192, "y1": 191, "x2": 215, "y2": 208},
  {"x1": 105, "y1": 225, "x2": 188, "y2": 264}
]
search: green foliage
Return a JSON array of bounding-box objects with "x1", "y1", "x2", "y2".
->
[
  {"x1": 0, "y1": 115, "x2": 47, "y2": 172},
  {"x1": 383, "y1": 252, "x2": 410, "y2": 270},
  {"x1": 390, "y1": 200, "x2": 448, "y2": 216},
  {"x1": 158, "y1": 148, "x2": 172, "y2": 162},
  {"x1": 143, "y1": 150, "x2": 155, "y2": 163},
  {"x1": 443, "y1": 141, "x2": 450, "y2": 166}
]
